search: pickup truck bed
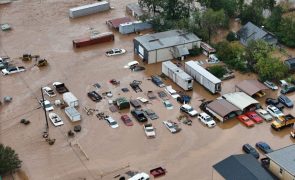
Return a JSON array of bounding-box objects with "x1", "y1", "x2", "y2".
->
[{"x1": 54, "y1": 83, "x2": 69, "y2": 94}]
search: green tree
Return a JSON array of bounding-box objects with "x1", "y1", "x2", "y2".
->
[
  {"x1": 278, "y1": 17, "x2": 295, "y2": 47},
  {"x1": 240, "y1": 4, "x2": 264, "y2": 25},
  {"x1": 0, "y1": 144, "x2": 22, "y2": 175},
  {"x1": 255, "y1": 56, "x2": 288, "y2": 81},
  {"x1": 207, "y1": 65, "x2": 227, "y2": 78},
  {"x1": 265, "y1": 6, "x2": 283, "y2": 33},
  {"x1": 138, "y1": 0, "x2": 162, "y2": 16}
]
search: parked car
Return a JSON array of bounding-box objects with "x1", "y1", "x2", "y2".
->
[
  {"x1": 121, "y1": 115, "x2": 133, "y2": 126},
  {"x1": 2, "y1": 66, "x2": 25, "y2": 75},
  {"x1": 104, "y1": 116, "x2": 119, "y2": 129},
  {"x1": 131, "y1": 109, "x2": 148, "y2": 123},
  {"x1": 242, "y1": 144, "x2": 260, "y2": 159},
  {"x1": 42, "y1": 86, "x2": 56, "y2": 97},
  {"x1": 198, "y1": 112, "x2": 216, "y2": 127},
  {"x1": 105, "y1": 48, "x2": 126, "y2": 56},
  {"x1": 162, "y1": 121, "x2": 181, "y2": 133},
  {"x1": 130, "y1": 99, "x2": 141, "y2": 108},
  {"x1": 266, "y1": 105, "x2": 284, "y2": 118},
  {"x1": 237, "y1": 115, "x2": 255, "y2": 127},
  {"x1": 265, "y1": 98, "x2": 284, "y2": 111},
  {"x1": 180, "y1": 104, "x2": 198, "y2": 117},
  {"x1": 163, "y1": 100, "x2": 173, "y2": 110},
  {"x1": 255, "y1": 141, "x2": 273, "y2": 154},
  {"x1": 264, "y1": 81, "x2": 278, "y2": 90},
  {"x1": 143, "y1": 123, "x2": 156, "y2": 138},
  {"x1": 87, "y1": 91, "x2": 102, "y2": 102},
  {"x1": 255, "y1": 109, "x2": 272, "y2": 121},
  {"x1": 245, "y1": 112, "x2": 263, "y2": 123},
  {"x1": 281, "y1": 85, "x2": 295, "y2": 94},
  {"x1": 143, "y1": 109, "x2": 159, "y2": 120},
  {"x1": 279, "y1": 80, "x2": 288, "y2": 87},
  {"x1": 165, "y1": 85, "x2": 180, "y2": 99},
  {"x1": 278, "y1": 95, "x2": 293, "y2": 108},
  {"x1": 48, "y1": 112, "x2": 64, "y2": 126},
  {"x1": 39, "y1": 99, "x2": 54, "y2": 112},
  {"x1": 254, "y1": 91, "x2": 266, "y2": 98},
  {"x1": 151, "y1": 75, "x2": 165, "y2": 88}
]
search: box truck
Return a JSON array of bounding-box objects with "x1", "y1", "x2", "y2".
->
[
  {"x1": 73, "y1": 32, "x2": 114, "y2": 48},
  {"x1": 63, "y1": 92, "x2": 79, "y2": 107},
  {"x1": 65, "y1": 107, "x2": 81, "y2": 122},
  {"x1": 162, "y1": 61, "x2": 193, "y2": 91},
  {"x1": 185, "y1": 60, "x2": 221, "y2": 94},
  {"x1": 69, "y1": 1, "x2": 110, "y2": 18}
]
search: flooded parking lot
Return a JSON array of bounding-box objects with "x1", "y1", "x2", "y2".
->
[{"x1": 1, "y1": 1, "x2": 295, "y2": 180}]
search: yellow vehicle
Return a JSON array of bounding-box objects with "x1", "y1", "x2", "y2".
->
[{"x1": 271, "y1": 114, "x2": 295, "y2": 130}]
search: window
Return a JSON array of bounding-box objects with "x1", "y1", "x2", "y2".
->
[{"x1": 280, "y1": 168, "x2": 283, "y2": 174}]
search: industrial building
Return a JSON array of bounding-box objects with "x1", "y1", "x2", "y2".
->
[
  {"x1": 133, "y1": 30, "x2": 201, "y2": 64},
  {"x1": 235, "y1": 79, "x2": 268, "y2": 97}
]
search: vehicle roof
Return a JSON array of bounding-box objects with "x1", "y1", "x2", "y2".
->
[
  {"x1": 200, "y1": 112, "x2": 210, "y2": 117},
  {"x1": 181, "y1": 104, "x2": 191, "y2": 108}
]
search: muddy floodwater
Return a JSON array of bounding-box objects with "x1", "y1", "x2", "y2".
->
[{"x1": 0, "y1": 1, "x2": 295, "y2": 180}]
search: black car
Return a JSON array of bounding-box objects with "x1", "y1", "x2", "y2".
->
[
  {"x1": 87, "y1": 91, "x2": 102, "y2": 102},
  {"x1": 256, "y1": 141, "x2": 273, "y2": 154},
  {"x1": 278, "y1": 95, "x2": 293, "y2": 108},
  {"x1": 281, "y1": 85, "x2": 295, "y2": 94},
  {"x1": 242, "y1": 144, "x2": 260, "y2": 159},
  {"x1": 265, "y1": 98, "x2": 284, "y2": 111},
  {"x1": 177, "y1": 95, "x2": 191, "y2": 104},
  {"x1": 151, "y1": 75, "x2": 165, "y2": 87},
  {"x1": 131, "y1": 109, "x2": 148, "y2": 123}
]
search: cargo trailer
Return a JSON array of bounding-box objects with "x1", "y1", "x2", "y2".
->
[
  {"x1": 65, "y1": 107, "x2": 81, "y2": 122},
  {"x1": 184, "y1": 60, "x2": 221, "y2": 94},
  {"x1": 73, "y1": 32, "x2": 114, "y2": 48},
  {"x1": 63, "y1": 92, "x2": 79, "y2": 107},
  {"x1": 162, "y1": 61, "x2": 193, "y2": 91},
  {"x1": 69, "y1": 1, "x2": 110, "y2": 18}
]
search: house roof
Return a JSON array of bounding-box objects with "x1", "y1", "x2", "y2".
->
[
  {"x1": 236, "y1": 80, "x2": 268, "y2": 96},
  {"x1": 266, "y1": 144, "x2": 295, "y2": 176},
  {"x1": 284, "y1": 58, "x2": 295, "y2": 66},
  {"x1": 134, "y1": 30, "x2": 201, "y2": 51},
  {"x1": 126, "y1": 3, "x2": 145, "y2": 17},
  {"x1": 106, "y1": 17, "x2": 132, "y2": 29},
  {"x1": 213, "y1": 154, "x2": 275, "y2": 180},
  {"x1": 237, "y1": 22, "x2": 276, "y2": 45},
  {"x1": 207, "y1": 99, "x2": 240, "y2": 117},
  {"x1": 222, "y1": 92, "x2": 259, "y2": 111}
]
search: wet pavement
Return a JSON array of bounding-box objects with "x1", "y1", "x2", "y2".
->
[{"x1": 0, "y1": 1, "x2": 295, "y2": 180}]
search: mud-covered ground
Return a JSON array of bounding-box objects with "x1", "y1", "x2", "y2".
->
[{"x1": 0, "y1": 1, "x2": 295, "y2": 180}]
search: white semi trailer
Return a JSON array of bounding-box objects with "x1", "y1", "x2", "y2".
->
[
  {"x1": 185, "y1": 60, "x2": 221, "y2": 94},
  {"x1": 69, "y1": 1, "x2": 110, "y2": 18},
  {"x1": 162, "y1": 61, "x2": 193, "y2": 91}
]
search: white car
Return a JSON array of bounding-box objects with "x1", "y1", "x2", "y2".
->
[
  {"x1": 105, "y1": 48, "x2": 126, "y2": 56},
  {"x1": 264, "y1": 81, "x2": 278, "y2": 90},
  {"x1": 163, "y1": 121, "x2": 181, "y2": 133},
  {"x1": 2, "y1": 66, "x2": 26, "y2": 75},
  {"x1": 42, "y1": 86, "x2": 56, "y2": 97},
  {"x1": 143, "y1": 123, "x2": 156, "y2": 138},
  {"x1": 266, "y1": 105, "x2": 284, "y2": 118},
  {"x1": 165, "y1": 85, "x2": 180, "y2": 99},
  {"x1": 163, "y1": 100, "x2": 173, "y2": 110},
  {"x1": 180, "y1": 104, "x2": 198, "y2": 117},
  {"x1": 255, "y1": 109, "x2": 272, "y2": 121},
  {"x1": 105, "y1": 116, "x2": 119, "y2": 129},
  {"x1": 124, "y1": 61, "x2": 139, "y2": 68},
  {"x1": 39, "y1": 100, "x2": 54, "y2": 111},
  {"x1": 137, "y1": 97, "x2": 149, "y2": 103},
  {"x1": 198, "y1": 112, "x2": 216, "y2": 127},
  {"x1": 48, "y1": 112, "x2": 64, "y2": 126}
]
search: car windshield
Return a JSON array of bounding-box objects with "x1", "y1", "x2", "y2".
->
[
  {"x1": 45, "y1": 104, "x2": 51, "y2": 108},
  {"x1": 165, "y1": 102, "x2": 172, "y2": 107},
  {"x1": 110, "y1": 121, "x2": 117, "y2": 125},
  {"x1": 205, "y1": 117, "x2": 213, "y2": 122},
  {"x1": 187, "y1": 108, "x2": 194, "y2": 112},
  {"x1": 48, "y1": 90, "x2": 54, "y2": 94},
  {"x1": 274, "y1": 109, "x2": 281, "y2": 114},
  {"x1": 146, "y1": 128, "x2": 154, "y2": 132}
]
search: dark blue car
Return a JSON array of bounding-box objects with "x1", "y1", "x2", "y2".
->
[
  {"x1": 151, "y1": 75, "x2": 165, "y2": 87},
  {"x1": 256, "y1": 141, "x2": 273, "y2": 154},
  {"x1": 278, "y1": 95, "x2": 293, "y2": 108}
]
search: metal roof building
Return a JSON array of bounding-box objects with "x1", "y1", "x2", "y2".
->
[
  {"x1": 284, "y1": 58, "x2": 295, "y2": 71},
  {"x1": 235, "y1": 79, "x2": 268, "y2": 97},
  {"x1": 213, "y1": 154, "x2": 275, "y2": 180},
  {"x1": 222, "y1": 92, "x2": 260, "y2": 112},
  {"x1": 106, "y1": 17, "x2": 132, "y2": 29},
  {"x1": 133, "y1": 30, "x2": 201, "y2": 64},
  {"x1": 126, "y1": 3, "x2": 145, "y2": 19},
  {"x1": 266, "y1": 144, "x2": 295, "y2": 179}
]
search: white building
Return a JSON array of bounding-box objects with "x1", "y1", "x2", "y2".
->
[{"x1": 221, "y1": 92, "x2": 260, "y2": 112}]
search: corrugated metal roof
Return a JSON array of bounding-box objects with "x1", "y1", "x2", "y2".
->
[
  {"x1": 207, "y1": 99, "x2": 240, "y2": 117},
  {"x1": 266, "y1": 144, "x2": 295, "y2": 176},
  {"x1": 236, "y1": 80, "x2": 268, "y2": 96},
  {"x1": 134, "y1": 30, "x2": 201, "y2": 51},
  {"x1": 126, "y1": 3, "x2": 145, "y2": 17},
  {"x1": 185, "y1": 60, "x2": 221, "y2": 84},
  {"x1": 213, "y1": 154, "x2": 275, "y2": 180},
  {"x1": 107, "y1": 17, "x2": 132, "y2": 29},
  {"x1": 238, "y1": 22, "x2": 267, "y2": 41},
  {"x1": 222, "y1": 92, "x2": 259, "y2": 110},
  {"x1": 70, "y1": 1, "x2": 109, "y2": 11}
]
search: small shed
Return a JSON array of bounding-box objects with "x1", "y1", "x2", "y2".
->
[
  {"x1": 115, "y1": 97, "x2": 130, "y2": 110},
  {"x1": 235, "y1": 80, "x2": 268, "y2": 97},
  {"x1": 213, "y1": 154, "x2": 275, "y2": 180},
  {"x1": 106, "y1": 17, "x2": 132, "y2": 29},
  {"x1": 222, "y1": 92, "x2": 260, "y2": 112},
  {"x1": 126, "y1": 3, "x2": 145, "y2": 19},
  {"x1": 206, "y1": 99, "x2": 242, "y2": 122},
  {"x1": 284, "y1": 58, "x2": 295, "y2": 71}
]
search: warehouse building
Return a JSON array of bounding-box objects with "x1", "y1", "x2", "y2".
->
[
  {"x1": 235, "y1": 79, "x2": 268, "y2": 97},
  {"x1": 133, "y1": 30, "x2": 201, "y2": 64},
  {"x1": 222, "y1": 92, "x2": 260, "y2": 112}
]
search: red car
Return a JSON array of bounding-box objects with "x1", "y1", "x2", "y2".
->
[
  {"x1": 245, "y1": 112, "x2": 263, "y2": 123},
  {"x1": 237, "y1": 115, "x2": 255, "y2": 127},
  {"x1": 121, "y1": 115, "x2": 133, "y2": 126}
]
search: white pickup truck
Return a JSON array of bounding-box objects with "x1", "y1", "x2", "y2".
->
[
  {"x1": 143, "y1": 123, "x2": 156, "y2": 138},
  {"x1": 2, "y1": 66, "x2": 26, "y2": 75}
]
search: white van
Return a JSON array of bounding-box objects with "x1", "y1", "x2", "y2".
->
[{"x1": 128, "y1": 172, "x2": 150, "y2": 180}]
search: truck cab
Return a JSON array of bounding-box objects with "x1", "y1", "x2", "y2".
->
[{"x1": 271, "y1": 114, "x2": 295, "y2": 130}]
